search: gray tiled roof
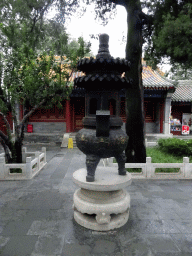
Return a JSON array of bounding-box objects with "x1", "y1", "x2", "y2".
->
[
  {"x1": 172, "y1": 80, "x2": 192, "y2": 102},
  {"x1": 142, "y1": 66, "x2": 175, "y2": 89}
]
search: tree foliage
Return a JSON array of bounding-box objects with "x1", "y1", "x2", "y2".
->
[
  {"x1": 84, "y1": 0, "x2": 192, "y2": 162},
  {"x1": 2, "y1": 0, "x2": 189, "y2": 165},
  {"x1": 91, "y1": 0, "x2": 192, "y2": 162},
  {"x1": 166, "y1": 63, "x2": 192, "y2": 80},
  {"x1": 144, "y1": 0, "x2": 192, "y2": 70},
  {"x1": 0, "y1": 0, "x2": 90, "y2": 163}
]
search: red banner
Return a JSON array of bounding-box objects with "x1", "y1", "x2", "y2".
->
[{"x1": 182, "y1": 125, "x2": 189, "y2": 135}]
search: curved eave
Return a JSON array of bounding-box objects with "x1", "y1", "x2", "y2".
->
[
  {"x1": 74, "y1": 74, "x2": 130, "y2": 85},
  {"x1": 172, "y1": 84, "x2": 192, "y2": 102},
  {"x1": 142, "y1": 66, "x2": 175, "y2": 89},
  {"x1": 77, "y1": 57, "x2": 131, "y2": 74},
  {"x1": 144, "y1": 86, "x2": 174, "y2": 90},
  {"x1": 172, "y1": 100, "x2": 192, "y2": 102}
]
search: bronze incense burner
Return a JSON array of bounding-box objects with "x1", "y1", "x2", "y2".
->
[{"x1": 75, "y1": 34, "x2": 131, "y2": 182}]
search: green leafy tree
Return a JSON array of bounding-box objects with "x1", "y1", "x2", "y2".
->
[
  {"x1": 4, "y1": 0, "x2": 190, "y2": 164},
  {"x1": 144, "y1": 1, "x2": 192, "y2": 70},
  {"x1": 1, "y1": 0, "x2": 147, "y2": 164},
  {"x1": 0, "y1": 0, "x2": 90, "y2": 163},
  {"x1": 88, "y1": 0, "x2": 191, "y2": 163},
  {"x1": 0, "y1": 45, "x2": 90, "y2": 164},
  {"x1": 165, "y1": 63, "x2": 192, "y2": 80}
]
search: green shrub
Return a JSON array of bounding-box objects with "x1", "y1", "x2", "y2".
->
[
  {"x1": 10, "y1": 168, "x2": 22, "y2": 173},
  {"x1": 155, "y1": 168, "x2": 180, "y2": 173},
  {"x1": 158, "y1": 138, "x2": 192, "y2": 157},
  {"x1": 126, "y1": 168, "x2": 142, "y2": 173}
]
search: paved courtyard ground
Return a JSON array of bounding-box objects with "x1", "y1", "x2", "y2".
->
[{"x1": 0, "y1": 144, "x2": 192, "y2": 255}]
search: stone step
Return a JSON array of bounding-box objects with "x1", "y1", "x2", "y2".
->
[
  {"x1": 69, "y1": 133, "x2": 77, "y2": 148},
  {"x1": 23, "y1": 133, "x2": 63, "y2": 145},
  {"x1": 145, "y1": 133, "x2": 173, "y2": 142}
]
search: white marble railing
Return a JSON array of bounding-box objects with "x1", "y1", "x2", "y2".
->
[
  {"x1": 0, "y1": 147, "x2": 46, "y2": 180},
  {"x1": 102, "y1": 157, "x2": 192, "y2": 179}
]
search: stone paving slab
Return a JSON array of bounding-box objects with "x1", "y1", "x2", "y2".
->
[{"x1": 0, "y1": 146, "x2": 192, "y2": 255}]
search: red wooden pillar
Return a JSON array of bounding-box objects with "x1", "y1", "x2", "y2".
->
[
  {"x1": 160, "y1": 100, "x2": 165, "y2": 133},
  {"x1": 71, "y1": 103, "x2": 75, "y2": 132},
  {"x1": 66, "y1": 99, "x2": 72, "y2": 133}
]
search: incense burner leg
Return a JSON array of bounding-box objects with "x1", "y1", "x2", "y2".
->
[
  {"x1": 115, "y1": 152, "x2": 127, "y2": 176},
  {"x1": 86, "y1": 154, "x2": 100, "y2": 182}
]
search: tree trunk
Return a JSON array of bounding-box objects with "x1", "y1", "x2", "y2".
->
[
  {"x1": 12, "y1": 140, "x2": 23, "y2": 163},
  {"x1": 125, "y1": 0, "x2": 146, "y2": 163},
  {"x1": 11, "y1": 123, "x2": 25, "y2": 163},
  {"x1": 0, "y1": 135, "x2": 23, "y2": 163}
]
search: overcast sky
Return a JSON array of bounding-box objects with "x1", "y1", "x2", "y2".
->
[
  {"x1": 48, "y1": 4, "x2": 171, "y2": 73},
  {"x1": 65, "y1": 5, "x2": 127, "y2": 58}
]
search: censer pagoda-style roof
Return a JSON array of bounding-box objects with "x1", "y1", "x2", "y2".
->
[
  {"x1": 74, "y1": 34, "x2": 131, "y2": 90},
  {"x1": 77, "y1": 57, "x2": 130, "y2": 74},
  {"x1": 71, "y1": 65, "x2": 175, "y2": 91}
]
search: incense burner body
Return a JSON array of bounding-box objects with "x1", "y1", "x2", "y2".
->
[{"x1": 74, "y1": 34, "x2": 131, "y2": 182}]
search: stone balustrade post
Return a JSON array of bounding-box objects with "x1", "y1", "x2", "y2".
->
[
  {"x1": 35, "y1": 152, "x2": 40, "y2": 170},
  {"x1": 42, "y1": 147, "x2": 46, "y2": 163},
  {"x1": 146, "y1": 157, "x2": 153, "y2": 178},
  {"x1": 26, "y1": 157, "x2": 32, "y2": 179},
  {"x1": 183, "y1": 157, "x2": 191, "y2": 178},
  {"x1": 145, "y1": 138, "x2": 147, "y2": 147},
  {"x1": 0, "y1": 157, "x2": 5, "y2": 179},
  {"x1": 22, "y1": 147, "x2": 27, "y2": 163}
]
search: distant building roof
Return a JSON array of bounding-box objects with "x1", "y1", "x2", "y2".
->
[
  {"x1": 172, "y1": 80, "x2": 192, "y2": 102},
  {"x1": 142, "y1": 65, "x2": 175, "y2": 89}
]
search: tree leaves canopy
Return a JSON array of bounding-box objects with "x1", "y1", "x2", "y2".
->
[
  {"x1": 144, "y1": 0, "x2": 192, "y2": 70},
  {"x1": 0, "y1": 0, "x2": 91, "y2": 163},
  {"x1": 0, "y1": 0, "x2": 91, "y2": 113}
]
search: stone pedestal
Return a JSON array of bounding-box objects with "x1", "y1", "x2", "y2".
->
[{"x1": 72, "y1": 167, "x2": 132, "y2": 231}]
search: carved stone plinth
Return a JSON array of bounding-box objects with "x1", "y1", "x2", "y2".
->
[{"x1": 72, "y1": 167, "x2": 132, "y2": 231}]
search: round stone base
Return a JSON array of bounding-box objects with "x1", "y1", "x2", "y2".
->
[
  {"x1": 72, "y1": 167, "x2": 132, "y2": 231},
  {"x1": 73, "y1": 167, "x2": 132, "y2": 191},
  {"x1": 74, "y1": 209, "x2": 129, "y2": 231}
]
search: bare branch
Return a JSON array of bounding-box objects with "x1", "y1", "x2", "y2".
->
[
  {"x1": 30, "y1": 1, "x2": 51, "y2": 33},
  {"x1": 0, "y1": 137, "x2": 11, "y2": 163},
  {"x1": 0, "y1": 111, "x2": 11, "y2": 135},
  {"x1": 20, "y1": 99, "x2": 45, "y2": 127},
  {"x1": 0, "y1": 130, "x2": 13, "y2": 151},
  {"x1": 109, "y1": 0, "x2": 127, "y2": 7},
  {"x1": 0, "y1": 130, "x2": 8, "y2": 144},
  {"x1": 20, "y1": 122, "x2": 25, "y2": 143},
  {"x1": 139, "y1": 11, "x2": 153, "y2": 25}
]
